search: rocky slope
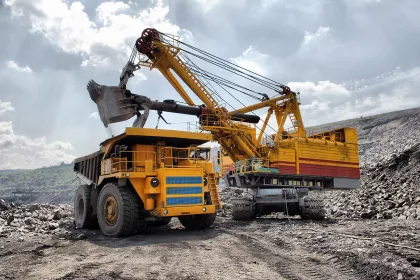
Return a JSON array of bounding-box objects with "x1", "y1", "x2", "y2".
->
[
  {"x1": 0, "y1": 199, "x2": 79, "y2": 240},
  {"x1": 314, "y1": 107, "x2": 420, "y2": 220}
]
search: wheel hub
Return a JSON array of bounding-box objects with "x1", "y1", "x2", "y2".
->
[{"x1": 104, "y1": 195, "x2": 118, "y2": 226}]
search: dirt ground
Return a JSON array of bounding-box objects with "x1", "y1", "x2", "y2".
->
[{"x1": 1, "y1": 216, "x2": 420, "y2": 280}]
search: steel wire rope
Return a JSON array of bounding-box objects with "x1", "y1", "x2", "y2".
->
[
  {"x1": 188, "y1": 67, "x2": 264, "y2": 101},
  {"x1": 185, "y1": 60, "x2": 279, "y2": 139},
  {"x1": 180, "y1": 50, "x2": 279, "y2": 93},
  {"x1": 178, "y1": 53, "x2": 258, "y2": 157},
  {"x1": 179, "y1": 53, "x2": 236, "y2": 109},
  {"x1": 159, "y1": 32, "x2": 283, "y2": 89},
  {"x1": 181, "y1": 53, "x2": 279, "y2": 138},
  {"x1": 160, "y1": 36, "x2": 280, "y2": 143},
  {"x1": 159, "y1": 34, "x2": 280, "y2": 102}
]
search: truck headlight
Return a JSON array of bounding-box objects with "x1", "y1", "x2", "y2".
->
[{"x1": 150, "y1": 177, "x2": 159, "y2": 188}]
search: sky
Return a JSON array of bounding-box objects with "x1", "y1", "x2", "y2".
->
[{"x1": 0, "y1": 0, "x2": 419, "y2": 169}]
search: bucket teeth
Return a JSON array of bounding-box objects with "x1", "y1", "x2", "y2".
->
[{"x1": 87, "y1": 80, "x2": 101, "y2": 103}]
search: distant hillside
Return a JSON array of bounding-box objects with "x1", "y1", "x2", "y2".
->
[{"x1": 0, "y1": 163, "x2": 77, "y2": 205}]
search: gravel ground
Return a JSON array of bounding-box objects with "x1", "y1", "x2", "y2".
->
[{"x1": 1, "y1": 212, "x2": 419, "y2": 280}]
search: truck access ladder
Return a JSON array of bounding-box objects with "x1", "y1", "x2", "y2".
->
[{"x1": 208, "y1": 173, "x2": 222, "y2": 209}]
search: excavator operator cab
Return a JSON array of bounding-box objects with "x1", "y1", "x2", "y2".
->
[
  {"x1": 189, "y1": 147, "x2": 210, "y2": 161},
  {"x1": 171, "y1": 146, "x2": 211, "y2": 167}
]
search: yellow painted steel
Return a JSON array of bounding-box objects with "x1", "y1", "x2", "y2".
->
[
  {"x1": 96, "y1": 127, "x2": 222, "y2": 218},
  {"x1": 257, "y1": 108, "x2": 273, "y2": 144},
  {"x1": 228, "y1": 95, "x2": 288, "y2": 115},
  {"x1": 155, "y1": 205, "x2": 216, "y2": 217},
  {"x1": 125, "y1": 127, "x2": 213, "y2": 141},
  {"x1": 128, "y1": 31, "x2": 360, "y2": 179}
]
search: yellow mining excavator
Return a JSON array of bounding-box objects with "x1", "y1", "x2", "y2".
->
[{"x1": 74, "y1": 28, "x2": 360, "y2": 236}]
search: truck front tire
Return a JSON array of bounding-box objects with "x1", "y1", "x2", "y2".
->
[{"x1": 97, "y1": 182, "x2": 141, "y2": 237}]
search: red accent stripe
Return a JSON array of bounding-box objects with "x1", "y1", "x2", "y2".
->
[
  {"x1": 300, "y1": 157, "x2": 359, "y2": 166},
  {"x1": 300, "y1": 163, "x2": 360, "y2": 179},
  {"x1": 271, "y1": 160, "x2": 295, "y2": 165},
  {"x1": 271, "y1": 163, "x2": 296, "y2": 174}
]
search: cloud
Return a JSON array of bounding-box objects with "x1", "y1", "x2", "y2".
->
[
  {"x1": 96, "y1": 1, "x2": 129, "y2": 25},
  {"x1": 88, "y1": 112, "x2": 99, "y2": 119},
  {"x1": 288, "y1": 80, "x2": 350, "y2": 96},
  {"x1": 0, "y1": 100, "x2": 15, "y2": 114},
  {"x1": 4, "y1": 0, "x2": 185, "y2": 68},
  {"x1": 297, "y1": 67, "x2": 420, "y2": 126},
  {"x1": 230, "y1": 46, "x2": 269, "y2": 75},
  {"x1": 256, "y1": 66, "x2": 420, "y2": 132},
  {"x1": 198, "y1": 0, "x2": 220, "y2": 11},
  {"x1": 7, "y1": 60, "x2": 33, "y2": 73},
  {"x1": 303, "y1": 26, "x2": 331, "y2": 45},
  {"x1": 0, "y1": 121, "x2": 75, "y2": 169}
]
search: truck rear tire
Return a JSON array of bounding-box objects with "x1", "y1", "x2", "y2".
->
[
  {"x1": 74, "y1": 185, "x2": 97, "y2": 229},
  {"x1": 97, "y1": 182, "x2": 141, "y2": 237},
  {"x1": 232, "y1": 198, "x2": 256, "y2": 220},
  {"x1": 299, "y1": 197, "x2": 325, "y2": 221},
  {"x1": 178, "y1": 214, "x2": 216, "y2": 230}
]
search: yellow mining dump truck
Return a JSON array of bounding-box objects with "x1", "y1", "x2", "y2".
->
[{"x1": 73, "y1": 128, "x2": 221, "y2": 237}]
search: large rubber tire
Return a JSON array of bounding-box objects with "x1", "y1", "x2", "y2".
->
[
  {"x1": 147, "y1": 217, "x2": 172, "y2": 227},
  {"x1": 97, "y1": 182, "x2": 141, "y2": 237},
  {"x1": 178, "y1": 214, "x2": 216, "y2": 230},
  {"x1": 300, "y1": 197, "x2": 325, "y2": 221},
  {"x1": 74, "y1": 185, "x2": 97, "y2": 229},
  {"x1": 232, "y1": 198, "x2": 256, "y2": 220}
]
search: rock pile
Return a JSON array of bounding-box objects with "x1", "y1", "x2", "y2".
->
[
  {"x1": 323, "y1": 143, "x2": 420, "y2": 220},
  {"x1": 0, "y1": 199, "x2": 74, "y2": 240}
]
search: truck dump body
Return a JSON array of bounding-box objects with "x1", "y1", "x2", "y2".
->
[{"x1": 73, "y1": 151, "x2": 101, "y2": 185}]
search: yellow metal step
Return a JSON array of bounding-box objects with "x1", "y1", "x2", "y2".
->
[{"x1": 208, "y1": 173, "x2": 222, "y2": 209}]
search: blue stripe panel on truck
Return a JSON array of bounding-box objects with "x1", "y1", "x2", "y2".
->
[
  {"x1": 166, "y1": 187, "x2": 202, "y2": 195},
  {"x1": 166, "y1": 197, "x2": 203, "y2": 206},
  {"x1": 166, "y1": 176, "x2": 202, "y2": 185}
]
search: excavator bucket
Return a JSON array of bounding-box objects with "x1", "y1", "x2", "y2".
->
[{"x1": 87, "y1": 80, "x2": 137, "y2": 127}]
